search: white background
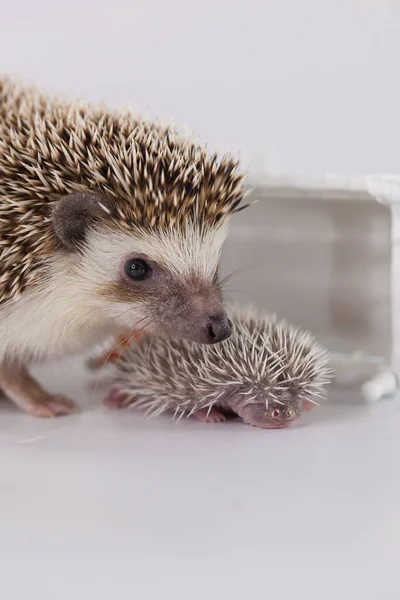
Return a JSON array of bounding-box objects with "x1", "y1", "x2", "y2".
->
[
  {"x1": 2, "y1": 0, "x2": 400, "y2": 175},
  {"x1": 2, "y1": 2, "x2": 400, "y2": 599}
]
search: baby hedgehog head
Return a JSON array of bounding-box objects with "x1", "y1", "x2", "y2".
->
[
  {"x1": 0, "y1": 77, "x2": 250, "y2": 344},
  {"x1": 106, "y1": 306, "x2": 332, "y2": 429}
]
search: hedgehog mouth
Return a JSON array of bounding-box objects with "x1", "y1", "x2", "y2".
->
[
  {"x1": 244, "y1": 418, "x2": 291, "y2": 430},
  {"x1": 256, "y1": 421, "x2": 288, "y2": 430}
]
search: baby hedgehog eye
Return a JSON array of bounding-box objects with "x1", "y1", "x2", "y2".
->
[
  {"x1": 271, "y1": 409, "x2": 281, "y2": 419},
  {"x1": 125, "y1": 258, "x2": 152, "y2": 281}
]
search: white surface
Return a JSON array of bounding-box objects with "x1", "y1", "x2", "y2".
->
[
  {"x1": 2, "y1": 0, "x2": 400, "y2": 175},
  {"x1": 0, "y1": 357, "x2": 400, "y2": 600}
]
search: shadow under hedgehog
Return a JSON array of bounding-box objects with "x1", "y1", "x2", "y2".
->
[{"x1": 0, "y1": 76, "x2": 249, "y2": 417}]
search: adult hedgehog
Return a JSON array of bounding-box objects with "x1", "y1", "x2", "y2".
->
[{"x1": 0, "y1": 76, "x2": 247, "y2": 417}]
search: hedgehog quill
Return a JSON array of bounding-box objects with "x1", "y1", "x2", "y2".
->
[
  {"x1": 0, "y1": 76, "x2": 249, "y2": 417},
  {"x1": 94, "y1": 307, "x2": 333, "y2": 429}
]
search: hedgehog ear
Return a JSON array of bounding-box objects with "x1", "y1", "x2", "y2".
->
[{"x1": 52, "y1": 192, "x2": 114, "y2": 250}]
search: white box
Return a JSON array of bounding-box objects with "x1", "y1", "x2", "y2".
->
[{"x1": 220, "y1": 174, "x2": 400, "y2": 401}]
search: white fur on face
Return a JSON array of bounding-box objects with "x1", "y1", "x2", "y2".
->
[
  {"x1": 77, "y1": 220, "x2": 230, "y2": 331},
  {"x1": 0, "y1": 221, "x2": 230, "y2": 362},
  {"x1": 81, "y1": 220, "x2": 229, "y2": 285},
  {"x1": 0, "y1": 258, "x2": 119, "y2": 362}
]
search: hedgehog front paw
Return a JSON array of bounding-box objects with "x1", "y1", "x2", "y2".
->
[
  {"x1": 0, "y1": 363, "x2": 79, "y2": 418},
  {"x1": 26, "y1": 394, "x2": 79, "y2": 418}
]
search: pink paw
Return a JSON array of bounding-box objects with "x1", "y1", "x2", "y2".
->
[
  {"x1": 193, "y1": 406, "x2": 226, "y2": 424},
  {"x1": 104, "y1": 389, "x2": 129, "y2": 409},
  {"x1": 27, "y1": 395, "x2": 79, "y2": 418}
]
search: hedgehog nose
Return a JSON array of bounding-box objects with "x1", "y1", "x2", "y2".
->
[{"x1": 205, "y1": 314, "x2": 232, "y2": 344}]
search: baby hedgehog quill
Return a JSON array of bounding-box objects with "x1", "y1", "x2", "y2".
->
[
  {"x1": 97, "y1": 307, "x2": 332, "y2": 429},
  {"x1": 0, "y1": 76, "x2": 248, "y2": 417}
]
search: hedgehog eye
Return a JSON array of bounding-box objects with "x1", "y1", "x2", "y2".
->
[
  {"x1": 124, "y1": 258, "x2": 152, "y2": 281},
  {"x1": 271, "y1": 409, "x2": 281, "y2": 419}
]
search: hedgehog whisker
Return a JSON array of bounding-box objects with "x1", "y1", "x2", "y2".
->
[
  {"x1": 91, "y1": 314, "x2": 152, "y2": 404},
  {"x1": 114, "y1": 317, "x2": 154, "y2": 365},
  {"x1": 108, "y1": 315, "x2": 150, "y2": 365},
  {"x1": 218, "y1": 262, "x2": 258, "y2": 288},
  {"x1": 218, "y1": 268, "x2": 245, "y2": 288}
]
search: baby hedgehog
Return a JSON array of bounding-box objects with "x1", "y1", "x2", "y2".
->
[
  {"x1": 0, "y1": 76, "x2": 248, "y2": 417},
  {"x1": 99, "y1": 307, "x2": 332, "y2": 429}
]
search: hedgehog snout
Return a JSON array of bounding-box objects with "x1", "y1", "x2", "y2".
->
[
  {"x1": 180, "y1": 293, "x2": 232, "y2": 344},
  {"x1": 163, "y1": 309, "x2": 231, "y2": 344},
  {"x1": 237, "y1": 401, "x2": 302, "y2": 429},
  {"x1": 199, "y1": 313, "x2": 232, "y2": 344},
  {"x1": 151, "y1": 278, "x2": 232, "y2": 344},
  {"x1": 185, "y1": 286, "x2": 231, "y2": 344}
]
